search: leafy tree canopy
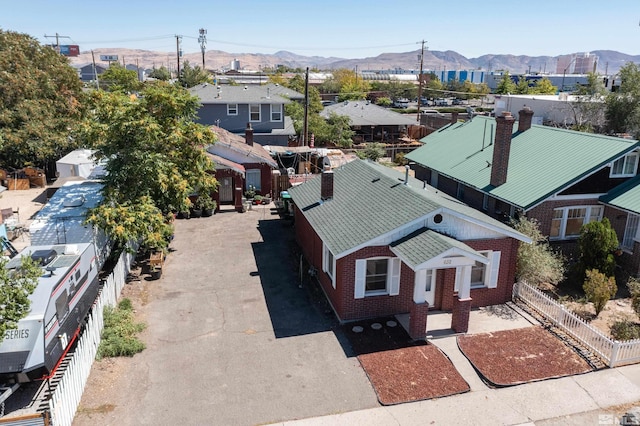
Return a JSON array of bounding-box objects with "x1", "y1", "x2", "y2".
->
[
  {"x1": 178, "y1": 61, "x2": 210, "y2": 88},
  {"x1": 512, "y1": 216, "x2": 565, "y2": 286},
  {"x1": 577, "y1": 217, "x2": 619, "y2": 279},
  {"x1": 148, "y1": 66, "x2": 171, "y2": 81},
  {"x1": 606, "y1": 62, "x2": 640, "y2": 138},
  {"x1": 99, "y1": 63, "x2": 142, "y2": 93},
  {"x1": 494, "y1": 72, "x2": 516, "y2": 95},
  {"x1": 0, "y1": 30, "x2": 83, "y2": 170},
  {"x1": 81, "y1": 82, "x2": 218, "y2": 250},
  {"x1": 0, "y1": 255, "x2": 42, "y2": 344}
]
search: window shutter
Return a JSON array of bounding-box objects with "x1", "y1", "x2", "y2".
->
[
  {"x1": 389, "y1": 258, "x2": 401, "y2": 296},
  {"x1": 454, "y1": 267, "x2": 461, "y2": 292},
  {"x1": 354, "y1": 259, "x2": 366, "y2": 299},
  {"x1": 488, "y1": 251, "x2": 501, "y2": 288}
]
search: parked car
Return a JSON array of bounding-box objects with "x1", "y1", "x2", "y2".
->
[
  {"x1": 452, "y1": 98, "x2": 464, "y2": 105},
  {"x1": 393, "y1": 98, "x2": 410, "y2": 108},
  {"x1": 434, "y1": 98, "x2": 448, "y2": 106}
]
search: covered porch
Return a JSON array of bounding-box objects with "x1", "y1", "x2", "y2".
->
[{"x1": 391, "y1": 228, "x2": 492, "y2": 340}]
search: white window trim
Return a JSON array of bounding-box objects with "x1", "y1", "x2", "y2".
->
[
  {"x1": 227, "y1": 103, "x2": 238, "y2": 116},
  {"x1": 245, "y1": 169, "x2": 261, "y2": 192},
  {"x1": 323, "y1": 243, "x2": 336, "y2": 288},
  {"x1": 549, "y1": 205, "x2": 604, "y2": 240},
  {"x1": 354, "y1": 257, "x2": 401, "y2": 299},
  {"x1": 249, "y1": 104, "x2": 261, "y2": 122},
  {"x1": 456, "y1": 251, "x2": 501, "y2": 290},
  {"x1": 610, "y1": 153, "x2": 639, "y2": 178},
  {"x1": 623, "y1": 213, "x2": 640, "y2": 251},
  {"x1": 270, "y1": 104, "x2": 283, "y2": 122}
]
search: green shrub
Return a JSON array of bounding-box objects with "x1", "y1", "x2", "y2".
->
[
  {"x1": 611, "y1": 320, "x2": 640, "y2": 341},
  {"x1": 583, "y1": 269, "x2": 617, "y2": 316},
  {"x1": 98, "y1": 298, "x2": 146, "y2": 358},
  {"x1": 394, "y1": 152, "x2": 408, "y2": 166}
]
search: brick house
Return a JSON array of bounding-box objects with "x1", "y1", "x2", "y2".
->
[
  {"x1": 287, "y1": 159, "x2": 530, "y2": 339},
  {"x1": 406, "y1": 108, "x2": 640, "y2": 274},
  {"x1": 189, "y1": 83, "x2": 300, "y2": 146},
  {"x1": 207, "y1": 125, "x2": 277, "y2": 212}
]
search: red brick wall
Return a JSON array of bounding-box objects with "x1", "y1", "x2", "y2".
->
[
  {"x1": 294, "y1": 206, "x2": 521, "y2": 320},
  {"x1": 527, "y1": 198, "x2": 602, "y2": 238}
]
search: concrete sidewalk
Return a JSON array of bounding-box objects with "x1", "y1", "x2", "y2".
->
[
  {"x1": 276, "y1": 304, "x2": 640, "y2": 425},
  {"x1": 276, "y1": 364, "x2": 640, "y2": 425}
]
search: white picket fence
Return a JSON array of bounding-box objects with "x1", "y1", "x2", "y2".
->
[
  {"x1": 47, "y1": 249, "x2": 135, "y2": 426},
  {"x1": 513, "y1": 281, "x2": 640, "y2": 367}
]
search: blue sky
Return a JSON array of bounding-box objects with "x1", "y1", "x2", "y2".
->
[{"x1": 2, "y1": 0, "x2": 639, "y2": 58}]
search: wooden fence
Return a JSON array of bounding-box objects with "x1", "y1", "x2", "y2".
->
[
  {"x1": 513, "y1": 281, "x2": 640, "y2": 367},
  {"x1": 46, "y1": 249, "x2": 135, "y2": 426}
]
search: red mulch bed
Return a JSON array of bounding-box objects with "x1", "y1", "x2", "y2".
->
[
  {"x1": 358, "y1": 346, "x2": 470, "y2": 405},
  {"x1": 457, "y1": 326, "x2": 592, "y2": 387}
]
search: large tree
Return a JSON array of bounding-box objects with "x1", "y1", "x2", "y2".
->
[
  {"x1": 606, "y1": 62, "x2": 640, "y2": 139},
  {"x1": 0, "y1": 30, "x2": 83, "y2": 171},
  {"x1": 80, "y1": 82, "x2": 217, "y2": 250},
  {"x1": 566, "y1": 72, "x2": 606, "y2": 133},
  {"x1": 178, "y1": 61, "x2": 210, "y2": 88},
  {"x1": 0, "y1": 255, "x2": 42, "y2": 344},
  {"x1": 99, "y1": 63, "x2": 142, "y2": 93},
  {"x1": 494, "y1": 72, "x2": 516, "y2": 94}
]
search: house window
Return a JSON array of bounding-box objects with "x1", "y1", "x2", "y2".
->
[
  {"x1": 611, "y1": 153, "x2": 638, "y2": 178},
  {"x1": 249, "y1": 104, "x2": 261, "y2": 122},
  {"x1": 430, "y1": 170, "x2": 438, "y2": 188},
  {"x1": 323, "y1": 243, "x2": 335, "y2": 287},
  {"x1": 270, "y1": 104, "x2": 282, "y2": 122},
  {"x1": 456, "y1": 183, "x2": 464, "y2": 200},
  {"x1": 354, "y1": 257, "x2": 400, "y2": 298},
  {"x1": 227, "y1": 104, "x2": 238, "y2": 116},
  {"x1": 550, "y1": 206, "x2": 604, "y2": 240},
  {"x1": 458, "y1": 251, "x2": 501, "y2": 290},
  {"x1": 245, "y1": 169, "x2": 261, "y2": 192},
  {"x1": 623, "y1": 213, "x2": 640, "y2": 250},
  {"x1": 482, "y1": 194, "x2": 489, "y2": 211},
  {"x1": 366, "y1": 258, "x2": 388, "y2": 293}
]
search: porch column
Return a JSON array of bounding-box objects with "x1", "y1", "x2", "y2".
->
[
  {"x1": 451, "y1": 265, "x2": 472, "y2": 333},
  {"x1": 235, "y1": 187, "x2": 243, "y2": 212},
  {"x1": 409, "y1": 301, "x2": 429, "y2": 340}
]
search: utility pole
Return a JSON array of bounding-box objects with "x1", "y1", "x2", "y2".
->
[
  {"x1": 176, "y1": 35, "x2": 183, "y2": 78},
  {"x1": 416, "y1": 40, "x2": 426, "y2": 122},
  {"x1": 91, "y1": 50, "x2": 99, "y2": 89},
  {"x1": 302, "y1": 67, "x2": 309, "y2": 146},
  {"x1": 44, "y1": 33, "x2": 70, "y2": 54},
  {"x1": 198, "y1": 28, "x2": 207, "y2": 70}
]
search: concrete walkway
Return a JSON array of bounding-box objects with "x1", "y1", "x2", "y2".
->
[{"x1": 275, "y1": 304, "x2": 640, "y2": 425}]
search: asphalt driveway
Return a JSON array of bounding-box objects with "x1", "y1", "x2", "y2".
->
[{"x1": 98, "y1": 205, "x2": 377, "y2": 425}]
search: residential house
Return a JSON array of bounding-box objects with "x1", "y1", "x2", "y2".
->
[
  {"x1": 207, "y1": 125, "x2": 277, "y2": 212},
  {"x1": 406, "y1": 108, "x2": 640, "y2": 273},
  {"x1": 288, "y1": 159, "x2": 530, "y2": 338},
  {"x1": 189, "y1": 83, "x2": 301, "y2": 146},
  {"x1": 320, "y1": 100, "x2": 418, "y2": 143},
  {"x1": 77, "y1": 64, "x2": 107, "y2": 82}
]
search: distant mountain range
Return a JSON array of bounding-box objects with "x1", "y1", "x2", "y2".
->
[{"x1": 69, "y1": 48, "x2": 640, "y2": 76}]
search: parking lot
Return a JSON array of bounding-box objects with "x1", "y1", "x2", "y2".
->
[{"x1": 74, "y1": 204, "x2": 377, "y2": 425}]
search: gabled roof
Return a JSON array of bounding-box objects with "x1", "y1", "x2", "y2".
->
[
  {"x1": 208, "y1": 126, "x2": 278, "y2": 167},
  {"x1": 206, "y1": 153, "x2": 245, "y2": 176},
  {"x1": 406, "y1": 116, "x2": 640, "y2": 211},
  {"x1": 288, "y1": 159, "x2": 528, "y2": 257},
  {"x1": 189, "y1": 83, "x2": 292, "y2": 105},
  {"x1": 600, "y1": 175, "x2": 640, "y2": 214},
  {"x1": 320, "y1": 100, "x2": 418, "y2": 126}
]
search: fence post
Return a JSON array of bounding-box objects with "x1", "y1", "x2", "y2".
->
[{"x1": 610, "y1": 341, "x2": 620, "y2": 368}]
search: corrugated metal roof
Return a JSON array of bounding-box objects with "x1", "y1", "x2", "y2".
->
[
  {"x1": 288, "y1": 159, "x2": 528, "y2": 257},
  {"x1": 406, "y1": 116, "x2": 640, "y2": 210},
  {"x1": 320, "y1": 100, "x2": 418, "y2": 126},
  {"x1": 600, "y1": 175, "x2": 640, "y2": 214}
]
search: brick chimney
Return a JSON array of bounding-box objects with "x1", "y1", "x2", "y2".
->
[
  {"x1": 490, "y1": 111, "x2": 516, "y2": 187},
  {"x1": 518, "y1": 107, "x2": 534, "y2": 132},
  {"x1": 450, "y1": 111, "x2": 459, "y2": 124},
  {"x1": 245, "y1": 123, "x2": 254, "y2": 146},
  {"x1": 320, "y1": 165, "x2": 334, "y2": 201}
]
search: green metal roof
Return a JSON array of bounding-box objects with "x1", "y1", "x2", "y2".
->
[
  {"x1": 405, "y1": 116, "x2": 640, "y2": 210},
  {"x1": 390, "y1": 228, "x2": 484, "y2": 270},
  {"x1": 600, "y1": 175, "x2": 640, "y2": 214},
  {"x1": 288, "y1": 159, "x2": 529, "y2": 257}
]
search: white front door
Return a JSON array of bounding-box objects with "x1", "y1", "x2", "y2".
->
[{"x1": 415, "y1": 269, "x2": 436, "y2": 306}]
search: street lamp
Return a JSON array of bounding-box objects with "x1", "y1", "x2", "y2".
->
[{"x1": 561, "y1": 56, "x2": 578, "y2": 92}]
